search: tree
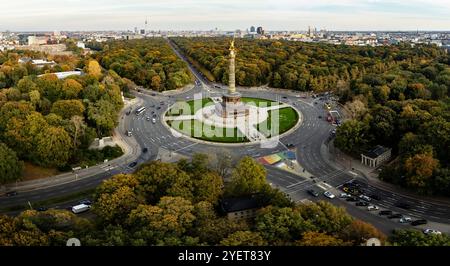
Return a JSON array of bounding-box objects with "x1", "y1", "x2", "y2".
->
[
  {"x1": 334, "y1": 120, "x2": 370, "y2": 155},
  {"x1": 29, "y1": 90, "x2": 40, "y2": 107},
  {"x1": 298, "y1": 201, "x2": 353, "y2": 234},
  {"x1": 220, "y1": 231, "x2": 267, "y2": 246},
  {"x1": 134, "y1": 161, "x2": 193, "y2": 204},
  {"x1": 151, "y1": 75, "x2": 161, "y2": 90},
  {"x1": 225, "y1": 156, "x2": 267, "y2": 197},
  {"x1": 192, "y1": 172, "x2": 223, "y2": 204},
  {"x1": 297, "y1": 231, "x2": 346, "y2": 246},
  {"x1": 390, "y1": 229, "x2": 450, "y2": 246},
  {"x1": 61, "y1": 79, "x2": 83, "y2": 99},
  {"x1": 87, "y1": 60, "x2": 102, "y2": 79},
  {"x1": 404, "y1": 151, "x2": 439, "y2": 191},
  {"x1": 35, "y1": 126, "x2": 73, "y2": 167},
  {"x1": 0, "y1": 142, "x2": 23, "y2": 185},
  {"x1": 339, "y1": 220, "x2": 386, "y2": 246},
  {"x1": 255, "y1": 206, "x2": 313, "y2": 245},
  {"x1": 94, "y1": 186, "x2": 144, "y2": 224},
  {"x1": 126, "y1": 197, "x2": 196, "y2": 245},
  {"x1": 16, "y1": 76, "x2": 38, "y2": 93},
  {"x1": 87, "y1": 99, "x2": 117, "y2": 136},
  {"x1": 51, "y1": 99, "x2": 85, "y2": 119}
]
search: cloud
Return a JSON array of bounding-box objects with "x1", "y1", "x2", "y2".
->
[{"x1": 0, "y1": 0, "x2": 448, "y2": 31}]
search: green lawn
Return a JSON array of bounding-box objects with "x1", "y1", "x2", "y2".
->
[
  {"x1": 168, "y1": 120, "x2": 249, "y2": 143},
  {"x1": 256, "y1": 107, "x2": 299, "y2": 137},
  {"x1": 241, "y1": 97, "x2": 279, "y2": 107},
  {"x1": 167, "y1": 98, "x2": 213, "y2": 116}
]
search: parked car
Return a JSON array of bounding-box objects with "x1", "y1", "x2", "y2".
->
[
  {"x1": 395, "y1": 202, "x2": 411, "y2": 210},
  {"x1": 423, "y1": 229, "x2": 441, "y2": 235},
  {"x1": 37, "y1": 207, "x2": 48, "y2": 212},
  {"x1": 340, "y1": 193, "x2": 351, "y2": 198},
  {"x1": 369, "y1": 194, "x2": 381, "y2": 201},
  {"x1": 6, "y1": 191, "x2": 18, "y2": 197},
  {"x1": 379, "y1": 210, "x2": 392, "y2": 216},
  {"x1": 399, "y1": 217, "x2": 412, "y2": 223},
  {"x1": 152, "y1": 118, "x2": 156, "y2": 124},
  {"x1": 146, "y1": 116, "x2": 151, "y2": 121},
  {"x1": 359, "y1": 194, "x2": 372, "y2": 202},
  {"x1": 142, "y1": 148, "x2": 148, "y2": 153},
  {"x1": 388, "y1": 213, "x2": 403, "y2": 219},
  {"x1": 367, "y1": 205, "x2": 379, "y2": 211},
  {"x1": 346, "y1": 197, "x2": 358, "y2": 202},
  {"x1": 128, "y1": 161, "x2": 138, "y2": 168},
  {"x1": 411, "y1": 219, "x2": 428, "y2": 226},
  {"x1": 323, "y1": 191, "x2": 335, "y2": 199},
  {"x1": 307, "y1": 189, "x2": 319, "y2": 197},
  {"x1": 78, "y1": 199, "x2": 92, "y2": 206},
  {"x1": 71, "y1": 204, "x2": 91, "y2": 214},
  {"x1": 356, "y1": 201, "x2": 369, "y2": 206},
  {"x1": 126, "y1": 131, "x2": 132, "y2": 137}
]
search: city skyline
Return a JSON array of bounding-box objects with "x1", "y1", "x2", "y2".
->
[{"x1": 0, "y1": 0, "x2": 449, "y2": 31}]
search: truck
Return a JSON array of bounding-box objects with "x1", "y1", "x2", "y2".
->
[{"x1": 71, "y1": 204, "x2": 91, "y2": 214}]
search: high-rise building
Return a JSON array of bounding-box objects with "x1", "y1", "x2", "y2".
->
[
  {"x1": 140, "y1": 29, "x2": 145, "y2": 35},
  {"x1": 257, "y1": 26, "x2": 264, "y2": 35},
  {"x1": 134, "y1": 27, "x2": 138, "y2": 34},
  {"x1": 250, "y1": 26, "x2": 256, "y2": 33}
]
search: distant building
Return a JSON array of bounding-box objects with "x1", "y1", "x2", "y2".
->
[
  {"x1": 220, "y1": 195, "x2": 264, "y2": 221},
  {"x1": 38, "y1": 71, "x2": 82, "y2": 79},
  {"x1": 140, "y1": 29, "x2": 145, "y2": 35},
  {"x1": 18, "y1": 58, "x2": 56, "y2": 68},
  {"x1": 27, "y1": 35, "x2": 48, "y2": 45},
  {"x1": 361, "y1": 145, "x2": 392, "y2": 168},
  {"x1": 250, "y1": 26, "x2": 256, "y2": 33},
  {"x1": 76, "y1": 41, "x2": 85, "y2": 49},
  {"x1": 257, "y1": 26, "x2": 264, "y2": 35}
]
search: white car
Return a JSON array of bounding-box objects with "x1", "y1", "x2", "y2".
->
[
  {"x1": 339, "y1": 193, "x2": 351, "y2": 198},
  {"x1": 359, "y1": 194, "x2": 372, "y2": 202},
  {"x1": 399, "y1": 217, "x2": 412, "y2": 223},
  {"x1": 367, "y1": 205, "x2": 379, "y2": 211},
  {"x1": 423, "y1": 229, "x2": 442, "y2": 235},
  {"x1": 324, "y1": 191, "x2": 335, "y2": 199}
]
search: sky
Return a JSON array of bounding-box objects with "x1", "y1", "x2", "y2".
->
[{"x1": 0, "y1": 0, "x2": 449, "y2": 31}]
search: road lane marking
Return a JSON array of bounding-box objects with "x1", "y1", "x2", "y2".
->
[{"x1": 286, "y1": 180, "x2": 309, "y2": 188}]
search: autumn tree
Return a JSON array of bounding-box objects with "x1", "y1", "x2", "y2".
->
[
  {"x1": 339, "y1": 220, "x2": 386, "y2": 246},
  {"x1": 404, "y1": 151, "x2": 439, "y2": 192},
  {"x1": 220, "y1": 231, "x2": 267, "y2": 246},
  {"x1": 225, "y1": 156, "x2": 268, "y2": 197},
  {"x1": 296, "y1": 231, "x2": 346, "y2": 246},
  {"x1": 51, "y1": 99, "x2": 85, "y2": 119},
  {"x1": 0, "y1": 142, "x2": 23, "y2": 184}
]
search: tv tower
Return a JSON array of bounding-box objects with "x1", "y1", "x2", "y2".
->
[{"x1": 145, "y1": 18, "x2": 149, "y2": 34}]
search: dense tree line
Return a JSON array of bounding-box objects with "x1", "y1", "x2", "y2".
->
[
  {"x1": 0, "y1": 156, "x2": 399, "y2": 246},
  {"x1": 0, "y1": 49, "x2": 127, "y2": 183},
  {"x1": 90, "y1": 38, "x2": 193, "y2": 91},
  {"x1": 171, "y1": 37, "x2": 449, "y2": 92}
]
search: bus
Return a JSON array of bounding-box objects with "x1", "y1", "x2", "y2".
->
[{"x1": 135, "y1": 106, "x2": 146, "y2": 115}]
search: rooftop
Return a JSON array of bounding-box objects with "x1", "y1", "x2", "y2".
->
[
  {"x1": 220, "y1": 195, "x2": 263, "y2": 213},
  {"x1": 363, "y1": 145, "x2": 391, "y2": 159}
]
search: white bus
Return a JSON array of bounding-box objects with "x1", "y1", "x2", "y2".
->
[
  {"x1": 135, "y1": 106, "x2": 146, "y2": 115},
  {"x1": 71, "y1": 204, "x2": 91, "y2": 214}
]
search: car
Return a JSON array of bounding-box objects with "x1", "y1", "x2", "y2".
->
[
  {"x1": 78, "y1": 199, "x2": 92, "y2": 205},
  {"x1": 37, "y1": 207, "x2": 48, "y2": 212},
  {"x1": 423, "y1": 229, "x2": 441, "y2": 235},
  {"x1": 157, "y1": 106, "x2": 161, "y2": 110},
  {"x1": 142, "y1": 148, "x2": 148, "y2": 153},
  {"x1": 6, "y1": 191, "x2": 18, "y2": 197},
  {"x1": 286, "y1": 143, "x2": 295, "y2": 148},
  {"x1": 153, "y1": 114, "x2": 157, "y2": 118},
  {"x1": 323, "y1": 191, "x2": 335, "y2": 199},
  {"x1": 388, "y1": 213, "x2": 403, "y2": 219},
  {"x1": 379, "y1": 210, "x2": 392, "y2": 216},
  {"x1": 411, "y1": 219, "x2": 428, "y2": 226},
  {"x1": 369, "y1": 194, "x2": 381, "y2": 201},
  {"x1": 395, "y1": 202, "x2": 411, "y2": 210},
  {"x1": 399, "y1": 217, "x2": 412, "y2": 223},
  {"x1": 359, "y1": 194, "x2": 372, "y2": 202},
  {"x1": 72, "y1": 204, "x2": 91, "y2": 214},
  {"x1": 152, "y1": 118, "x2": 156, "y2": 124},
  {"x1": 318, "y1": 116, "x2": 322, "y2": 119},
  {"x1": 126, "y1": 131, "x2": 132, "y2": 137},
  {"x1": 339, "y1": 193, "x2": 351, "y2": 198},
  {"x1": 356, "y1": 201, "x2": 369, "y2": 206},
  {"x1": 146, "y1": 116, "x2": 151, "y2": 121},
  {"x1": 307, "y1": 189, "x2": 320, "y2": 197},
  {"x1": 125, "y1": 110, "x2": 131, "y2": 116},
  {"x1": 128, "y1": 161, "x2": 138, "y2": 168},
  {"x1": 346, "y1": 197, "x2": 358, "y2": 202},
  {"x1": 282, "y1": 96, "x2": 287, "y2": 99},
  {"x1": 367, "y1": 205, "x2": 379, "y2": 211},
  {"x1": 151, "y1": 93, "x2": 156, "y2": 96}
]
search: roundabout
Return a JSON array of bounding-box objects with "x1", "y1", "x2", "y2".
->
[{"x1": 163, "y1": 97, "x2": 301, "y2": 145}]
